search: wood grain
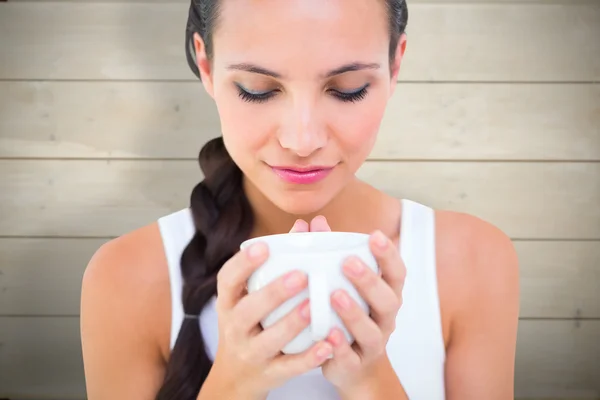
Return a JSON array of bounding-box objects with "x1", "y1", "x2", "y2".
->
[
  {"x1": 1, "y1": 81, "x2": 598, "y2": 160},
  {"x1": 0, "y1": 3, "x2": 598, "y2": 81},
  {"x1": 1, "y1": 238, "x2": 599, "y2": 318},
  {"x1": 1, "y1": 160, "x2": 598, "y2": 239},
  {"x1": 1, "y1": 317, "x2": 598, "y2": 399},
  {"x1": 0, "y1": 238, "x2": 109, "y2": 316},
  {"x1": 515, "y1": 320, "x2": 600, "y2": 399},
  {"x1": 0, "y1": 317, "x2": 86, "y2": 400},
  {"x1": 514, "y1": 241, "x2": 600, "y2": 319}
]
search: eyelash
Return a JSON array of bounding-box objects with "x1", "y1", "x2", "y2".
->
[
  {"x1": 236, "y1": 85, "x2": 274, "y2": 104},
  {"x1": 235, "y1": 84, "x2": 370, "y2": 104},
  {"x1": 331, "y1": 86, "x2": 369, "y2": 103}
]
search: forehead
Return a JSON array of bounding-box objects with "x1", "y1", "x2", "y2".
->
[{"x1": 212, "y1": 0, "x2": 390, "y2": 76}]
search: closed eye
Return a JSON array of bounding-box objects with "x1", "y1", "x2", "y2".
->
[
  {"x1": 235, "y1": 83, "x2": 276, "y2": 103},
  {"x1": 329, "y1": 83, "x2": 370, "y2": 103},
  {"x1": 234, "y1": 83, "x2": 370, "y2": 104}
]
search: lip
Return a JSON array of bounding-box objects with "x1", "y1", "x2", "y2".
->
[{"x1": 270, "y1": 165, "x2": 335, "y2": 184}]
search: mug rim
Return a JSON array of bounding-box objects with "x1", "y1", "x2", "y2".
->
[{"x1": 240, "y1": 231, "x2": 371, "y2": 254}]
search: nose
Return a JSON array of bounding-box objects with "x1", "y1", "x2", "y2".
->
[{"x1": 277, "y1": 97, "x2": 327, "y2": 157}]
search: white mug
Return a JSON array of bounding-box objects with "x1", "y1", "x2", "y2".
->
[{"x1": 241, "y1": 231, "x2": 378, "y2": 355}]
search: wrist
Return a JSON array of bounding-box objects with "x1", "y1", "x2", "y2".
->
[
  {"x1": 199, "y1": 359, "x2": 266, "y2": 400},
  {"x1": 337, "y1": 355, "x2": 408, "y2": 400},
  {"x1": 337, "y1": 377, "x2": 378, "y2": 400}
]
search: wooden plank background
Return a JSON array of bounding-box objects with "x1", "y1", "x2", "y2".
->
[
  {"x1": 1, "y1": 82, "x2": 599, "y2": 160},
  {"x1": 2, "y1": 160, "x2": 599, "y2": 239},
  {"x1": 1, "y1": 3, "x2": 599, "y2": 81},
  {"x1": 0, "y1": 1, "x2": 599, "y2": 399}
]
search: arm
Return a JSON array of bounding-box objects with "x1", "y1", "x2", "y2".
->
[
  {"x1": 80, "y1": 227, "x2": 170, "y2": 399},
  {"x1": 442, "y1": 215, "x2": 520, "y2": 400}
]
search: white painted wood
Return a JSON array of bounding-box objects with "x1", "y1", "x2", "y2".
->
[
  {"x1": 1, "y1": 238, "x2": 599, "y2": 318},
  {"x1": 0, "y1": 238, "x2": 109, "y2": 316},
  {"x1": 1, "y1": 81, "x2": 598, "y2": 160},
  {"x1": 1, "y1": 318, "x2": 598, "y2": 399},
  {"x1": 360, "y1": 162, "x2": 600, "y2": 239},
  {"x1": 514, "y1": 241, "x2": 600, "y2": 319},
  {"x1": 514, "y1": 320, "x2": 600, "y2": 399},
  {"x1": 0, "y1": 3, "x2": 598, "y2": 81},
  {"x1": 1, "y1": 160, "x2": 598, "y2": 239},
  {"x1": 0, "y1": 317, "x2": 86, "y2": 400}
]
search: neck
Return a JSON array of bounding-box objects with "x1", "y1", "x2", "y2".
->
[{"x1": 243, "y1": 176, "x2": 402, "y2": 242}]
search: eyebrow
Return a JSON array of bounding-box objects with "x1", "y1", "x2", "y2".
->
[
  {"x1": 227, "y1": 63, "x2": 282, "y2": 78},
  {"x1": 324, "y1": 62, "x2": 380, "y2": 78},
  {"x1": 226, "y1": 62, "x2": 381, "y2": 79}
]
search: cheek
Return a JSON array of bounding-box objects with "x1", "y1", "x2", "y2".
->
[
  {"x1": 332, "y1": 94, "x2": 388, "y2": 162},
  {"x1": 214, "y1": 94, "x2": 272, "y2": 164}
]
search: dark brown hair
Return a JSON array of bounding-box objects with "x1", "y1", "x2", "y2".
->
[{"x1": 156, "y1": 1, "x2": 408, "y2": 398}]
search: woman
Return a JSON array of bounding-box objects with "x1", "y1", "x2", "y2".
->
[{"x1": 80, "y1": 0, "x2": 520, "y2": 399}]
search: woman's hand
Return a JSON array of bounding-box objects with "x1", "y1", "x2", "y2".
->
[
  {"x1": 290, "y1": 216, "x2": 406, "y2": 392},
  {"x1": 209, "y1": 239, "x2": 334, "y2": 399}
]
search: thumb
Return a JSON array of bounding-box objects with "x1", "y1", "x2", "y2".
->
[
  {"x1": 289, "y1": 219, "x2": 309, "y2": 233},
  {"x1": 310, "y1": 215, "x2": 332, "y2": 232}
]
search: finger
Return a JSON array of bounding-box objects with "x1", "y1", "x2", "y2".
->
[
  {"x1": 325, "y1": 327, "x2": 361, "y2": 368},
  {"x1": 369, "y1": 230, "x2": 406, "y2": 299},
  {"x1": 216, "y1": 241, "x2": 270, "y2": 310},
  {"x1": 331, "y1": 289, "x2": 383, "y2": 356},
  {"x1": 310, "y1": 215, "x2": 331, "y2": 232},
  {"x1": 267, "y1": 341, "x2": 333, "y2": 380},
  {"x1": 251, "y1": 299, "x2": 311, "y2": 358},
  {"x1": 341, "y1": 256, "x2": 399, "y2": 325},
  {"x1": 234, "y1": 270, "x2": 308, "y2": 332},
  {"x1": 289, "y1": 219, "x2": 309, "y2": 233}
]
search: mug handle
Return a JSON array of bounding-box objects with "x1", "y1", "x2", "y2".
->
[{"x1": 308, "y1": 268, "x2": 331, "y2": 341}]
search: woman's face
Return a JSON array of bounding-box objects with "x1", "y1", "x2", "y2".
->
[{"x1": 195, "y1": 0, "x2": 406, "y2": 215}]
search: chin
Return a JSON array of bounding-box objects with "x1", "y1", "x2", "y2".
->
[{"x1": 270, "y1": 189, "x2": 335, "y2": 217}]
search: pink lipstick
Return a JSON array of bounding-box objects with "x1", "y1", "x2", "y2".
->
[{"x1": 271, "y1": 165, "x2": 334, "y2": 184}]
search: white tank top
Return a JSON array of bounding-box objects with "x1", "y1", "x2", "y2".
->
[{"x1": 158, "y1": 198, "x2": 446, "y2": 399}]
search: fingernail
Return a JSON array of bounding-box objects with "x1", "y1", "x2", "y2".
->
[
  {"x1": 291, "y1": 219, "x2": 303, "y2": 231},
  {"x1": 316, "y1": 343, "x2": 333, "y2": 359},
  {"x1": 247, "y1": 242, "x2": 267, "y2": 259},
  {"x1": 328, "y1": 329, "x2": 344, "y2": 346},
  {"x1": 373, "y1": 230, "x2": 388, "y2": 249},
  {"x1": 344, "y1": 257, "x2": 365, "y2": 277},
  {"x1": 284, "y1": 271, "x2": 307, "y2": 291},
  {"x1": 332, "y1": 290, "x2": 351, "y2": 310},
  {"x1": 299, "y1": 301, "x2": 311, "y2": 320}
]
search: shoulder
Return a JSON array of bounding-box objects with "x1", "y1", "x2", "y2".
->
[
  {"x1": 81, "y1": 220, "x2": 172, "y2": 364},
  {"x1": 434, "y1": 209, "x2": 519, "y2": 280},
  {"x1": 433, "y1": 209, "x2": 520, "y2": 345}
]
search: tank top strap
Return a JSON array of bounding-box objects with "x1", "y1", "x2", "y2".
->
[
  {"x1": 398, "y1": 198, "x2": 442, "y2": 337},
  {"x1": 399, "y1": 198, "x2": 437, "y2": 281},
  {"x1": 390, "y1": 199, "x2": 446, "y2": 399},
  {"x1": 157, "y1": 208, "x2": 195, "y2": 350}
]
